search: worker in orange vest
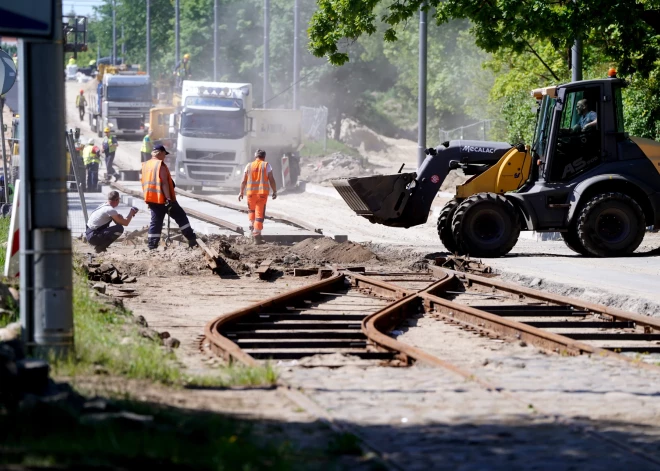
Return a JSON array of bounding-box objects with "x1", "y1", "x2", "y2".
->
[
  {"x1": 238, "y1": 149, "x2": 277, "y2": 244},
  {"x1": 141, "y1": 144, "x2": 197, "y2": 249}
]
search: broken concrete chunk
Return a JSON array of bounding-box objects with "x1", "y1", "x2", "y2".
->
[
  {"x1": 92, "y1": 283, "x2": 106, "y2": 294},
  {"x1": 134, "y1": 315, "x2": 148, "y2": 328},
  {"x1": 138, "y1": 327, "x2": 161, "y2": 344},
  {"x1": 159, "y1": 331, "x2": 171, "y2": 339}
]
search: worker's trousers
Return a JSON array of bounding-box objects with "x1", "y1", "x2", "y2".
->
[
  {"x1": 78, "y1": 106, "x2": 85, "y2": 121},
  {"x1": 86, "y1": 222, "x2": 124, "y2": 252},
  {"x1": 247, "y1": 194, "x2": 268, "y2": 236},
  {"x1": 147, "y1": 201, "x2": 196, "y2": 248},
  {"x1": 104, "y1": 151, "x2": 116, "y2": 176},
  {"x1": 86, "y1": 163, "x2": 99, "y2": 191}
]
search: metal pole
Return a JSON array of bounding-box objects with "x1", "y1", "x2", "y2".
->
[
  {"x1": 214, "y1": 0, "x2": 219, "y2": 81},
  {"x1": 97, "y1": 42, "x2": 100, "y2": 64},
  {"x1": 19, "y1": 1, "x2": 73, "y2": 355},
  {"x1": 175, "y1": 0, "x2": 180, "y2": 66},
  {"x1": 146, "y1": 0, "x2": 151, "y2": 76},
  {"x1": 571, "y1": 37, "x2": 582, "y2": 82},
  {"x1": 417, "y1": 2, "x2": 428, "y2": 170},
  {"x1": 121, "y1": 25, "x2": 125, "y2": 64},
  {"x1": 0, "y1": 97, "x2": 8, "y2": 203},
  {"x1": 112, "y1": 0, "x2": 117, "y2": 65},
  {"x1": 263, "y1": 0, "x2": 270, "y2": 108},
  {"x1": 293, "y1": 0, "x2": 300, "y2": 109}
]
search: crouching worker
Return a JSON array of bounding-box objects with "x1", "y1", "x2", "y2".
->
[
  {"x1": 141, "y1": 144, "x2": 198, "y2": 249},
  {"x1": 86, "y1": 190, "x2": 137, "y2": 253}
]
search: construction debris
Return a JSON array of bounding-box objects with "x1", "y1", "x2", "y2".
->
[
  {"x1": 255, "y1": 260, "x2": 273, "y2": 280},
  {"x1": 435, "y1": 255, "x2": 493, "y2": 275},
  {"x1": 293, "y1": 267, "x2": 320, "y2": 277}
]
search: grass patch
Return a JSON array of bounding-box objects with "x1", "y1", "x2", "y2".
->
[
  {"x1": 49, "y1": 266, "x2": 277, "y2": 388},
  {"x1": 0, "y1": 396, "x2": 308, "y2": 470},
  {"x1": 301, "y1": 138, "x2": 362, "y2": 159},
  {"x1": 0, "y1": 216, "x2": 10, "y2": 269}
]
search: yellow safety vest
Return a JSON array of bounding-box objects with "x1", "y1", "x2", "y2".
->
[
  {"x1": 141, "y1": 135, "x2": 152, "y2": 153},
  {"x1": 246, "y1": 159, "x2": 270, "y2": 196},
  {"x1": 104, "y1": 136, "x2": 118, "y2": 153},
  {"x1": 82, "y1": 145, "x2": 100, "y2": 165}
]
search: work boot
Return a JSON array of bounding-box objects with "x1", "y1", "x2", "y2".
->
[
  {"x1": 253, "y1": 235, "x2": 264, "y2": 245},
  {"x1": 188, "y1": 238, "x2": 198, "y2": 248}
]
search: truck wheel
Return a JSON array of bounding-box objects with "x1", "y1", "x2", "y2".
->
[
  {"x1": 576, "y1": 192, "x2": 645, "y2": 257},
  {"x1": 451, "y1": 193, "x2": 520, "y2": 258},
  {"x1": 437, "y1": 199, "x2": 461, "y2": 254},
  {"x1": 561, "y1": 228, "x2": 590, "y2": 256}
]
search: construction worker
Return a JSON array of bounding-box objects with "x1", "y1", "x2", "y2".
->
[
  {"x1": 75, "y1": 90, "x2": 87, "y2": 121},
  {"x1": 68, "y1": 56, "x2": 77, "y2": 66},
  {"x1": 173, "y1": 53, "x2": 192, "y2": 89},
  {"x1": 238, "y1": 149, "x2": 277, "y2": 244},
  {"x1": 102, "y1": 127, "x2": 118, "y2": 179},
  {"x1": 141, "y1": 144, "x2": 198, "y2": 249},
  {"x1": 141, "y1": 129, "x2": 153, "y2": 163},
  {"x1": 86, "y1": 190, "x2": 137, "y2": 253},
  {"x1": 82, "y1": 138, "x2": 101, "y2": 191}
]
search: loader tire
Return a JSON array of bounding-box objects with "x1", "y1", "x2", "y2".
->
[
  {"x1": 561, "y1": 228, "x2": 590, "y2": 256},
  {"x1": 451, "y1": 193, "x2": 520, "y2": 258},
  {"x1": 576, "y1": 192, "x2": 645, "y2": 257},
  {"x1": 437, "y1": 199, "x2": 461, "y2": 254}
]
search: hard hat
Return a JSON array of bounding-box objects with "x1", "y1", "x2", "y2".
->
[
  {"x1": 88, "y1": 138, "x2": 94, "y2": 145},
  {"x1": 183, "y1": 53, "x2": 190, "y2": 60},
  {"x1": 104, "y1": 127, "x2": 111, "y2": 133}
]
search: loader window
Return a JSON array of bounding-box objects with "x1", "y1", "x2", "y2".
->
[
  {"x1": 614, "y1": 86, "x2": 625, "y2": 133},
  {"x1": 550, "y1": 87, "x2": 601, "y2": 182}
]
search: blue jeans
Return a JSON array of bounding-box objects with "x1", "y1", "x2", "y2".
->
[
  {"x1": 86, "y1": 163, "x2": 99, "y2": 191},
  {"x1": 86, "y1": 223, "x2": 124, "y2": 251}
]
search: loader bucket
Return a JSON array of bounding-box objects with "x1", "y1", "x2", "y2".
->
[{"x1": 332, "y1": 172, "x2": 418, "y2": 227}]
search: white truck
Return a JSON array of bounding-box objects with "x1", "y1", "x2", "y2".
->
[
  {"x1": 171, "y1": 80, "x2": 301, "y2": 191},
  {"x1": 89, "y1": 71, "x2": 152, "y2": 138}
]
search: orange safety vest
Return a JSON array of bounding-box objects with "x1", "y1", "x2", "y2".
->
[
  {"x1": 141, "y1": 158, "x2": 176, "y2": 204},
  {"x1": 246, "y1": 159, "x2": 270, "y2": 196}
]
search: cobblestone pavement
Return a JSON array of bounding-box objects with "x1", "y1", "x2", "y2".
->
[{"x1": 281, "y1": 314, "x2": 660, "y2": 470}]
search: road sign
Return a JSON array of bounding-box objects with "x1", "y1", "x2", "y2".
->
[
  {"x1": 0, "y1": 49, "x2": 17, "y2": 95},
  {"x1": 0, "y1": 1, "x2": 54, "y2": 39}
]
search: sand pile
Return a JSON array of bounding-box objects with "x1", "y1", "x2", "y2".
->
[{"x1": 288, "y1": 238, "x2": 377, "y2": 264}]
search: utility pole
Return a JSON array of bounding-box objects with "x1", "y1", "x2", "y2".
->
[
  {"x1": 571, "y1": 37, "x2": 582, "y2": 82},
  {"x1": 292, "y1": 0, "x2": 300, "y2": 109},
  {"x1": 96, "y1": 42, "x2": 100, "y2": 64},
  {"x1": 112, "y1": 0, "x2": 117, "y2": 65},
  {"x1": 19, "y1": 0, "x2": 73, "y2": 354},
  {"x1": 214, "y1": 0, "x2": 219, "y2": 81},
  {"x1": 417, "y1": 2, "x2": 428, "y2": 170},
  {"x1": 146, "y1": 0, "x2": 151, "y2": 76},
  {"x1": 263, "y1": 0, "x2": 270, "y2": 108},
  {"x1": 121, "y1": 25, "x2": 125, "y2": 64},
  {"x1": 175, "y1": 0, "x2": 180, "y2": 66}
]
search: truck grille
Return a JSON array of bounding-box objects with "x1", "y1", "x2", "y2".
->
[
  {"x1": 116, "y1": 117, "x2": 143, "y2": 130},
  {"x1": 187, "y1": 164, "x2": 233, "y2": 181},
  {"x1": 186, "y1": 150, "x2": 236, "y2": 162}
]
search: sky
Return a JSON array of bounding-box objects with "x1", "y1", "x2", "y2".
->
[{"x1": 62, "y1": 0, "x2": 105, "y2": 18}]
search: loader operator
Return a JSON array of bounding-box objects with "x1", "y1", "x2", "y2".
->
[
  {"x1": 574, "y1": 99, "x2": 597, "y2": 133},
  {"x1": 238, "y1": 149, "x2": 277, "y2": 244},
  {"x1": 173, "y1": 53, "x2": 192, "y2": 89},
  {"x1": 86, "y1": 191, "x2": 137, "y2": 253},
  {"x1": 141, "y1": 144, "x2": 198, "y2": 250},
  {"x1": 75, "y1": 90, "x2": 87, "y2": 121}
]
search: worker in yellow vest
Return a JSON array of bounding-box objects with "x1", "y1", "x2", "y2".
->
[
  {"x1": 102, "y1": 127, "x2": 118, "y2": 179},
  {"x1": 82, "y1": 138, "x2": 101, "y2": 191},
  {"x1": 141, "y1": 129, "x2": 153, "y2": 162},
  {"x1": 75, "y1": 90, "x2": 87, "y2": 121},
  {"x1": 238, "y1": 149, "x2": 277, "y2": 244},
  {"x1": 141, "y1": 144, "x2": 197, "y2": 249},
  {"x1": 68, "y1": 56, "x2": 77, "y2": 66}
]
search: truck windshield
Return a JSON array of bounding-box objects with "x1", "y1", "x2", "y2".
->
[
  {"x1": 106, "y1": 84, "x2": 152, "y2": 102},
  {"x1": 180, "y1": 109, "x2": 245, "y2": 139}
]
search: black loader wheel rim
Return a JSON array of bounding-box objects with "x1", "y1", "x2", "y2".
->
[
  {"x1": 595, "y1": 208, "x2": 631, "y2": 244},
  {"x1": 468, "y1": 208, "x2": 506, "y2": 247}
]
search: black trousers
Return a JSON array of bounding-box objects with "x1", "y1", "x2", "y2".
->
[
  {"x1": 78, "y1": 106, "x2": 85, "y2": 121},
  {"x1": 86, "y1": 223, "x2": 124, "y2": 251},
  {"x1": 148, "y1": 201, "x2": 195, "y2": 248},
  {"x1": 104, "y1": 151, "x2": 116, "y2": 175}
]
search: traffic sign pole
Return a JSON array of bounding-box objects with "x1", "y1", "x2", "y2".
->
[{"x1": 18, "y1": 0, "x2": 73, "y2": 355}]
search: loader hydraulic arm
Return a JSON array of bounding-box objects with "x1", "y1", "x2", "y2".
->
[{"x1": 332, "y1": 140, "x2": 512, "y2": 228}]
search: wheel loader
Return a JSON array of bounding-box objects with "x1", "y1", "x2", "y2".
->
[{"x1": 333, "y1": 72, "x2": 660, "y2": 257}]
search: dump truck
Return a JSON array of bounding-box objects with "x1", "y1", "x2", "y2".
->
[
  {"x1": 334, "y1": 72, "x2": 660, "y2": 258},
  {"x1": 166, "y1": 80, "x2": 301, "y2": 191},
  {"x1": 88, "y1": 64, "x2": 152, "y2": 138}
]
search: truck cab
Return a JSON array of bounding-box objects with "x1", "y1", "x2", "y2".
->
[{"x1": 173, "y1": 81, "x2": 252, "y2": 190}]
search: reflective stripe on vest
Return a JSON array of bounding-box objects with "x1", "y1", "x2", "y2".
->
[
  {"x1": 141, "y1": 135, "x2": 152, "y2": 153},
  {"x1": 82, "y1": 145, "x2": 100, "y2": 165},
  {"x1": 141, "y1": 159, "x2": 176, "y2": 204},
  {"x1": 246, "y1": 159, "x2": 270, "y2": 196}
]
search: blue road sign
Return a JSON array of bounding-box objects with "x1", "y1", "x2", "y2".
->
[
  {"x1": 0, "y1": 50, "x2": 17, "y2": 95},
  {"x1": 0, "y1": 1, "x2": 54, "y2": 39}
]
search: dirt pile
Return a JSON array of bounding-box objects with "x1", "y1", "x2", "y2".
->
[
  {"x1": 288, "y1": 238, "x2": 378, "y2": 264},
  {"x1": 90, "y1": 244, "x2": 210, "y2": 277},
  {"x1": 301, "y1": 152, "x2": 376, "y2": 185}
]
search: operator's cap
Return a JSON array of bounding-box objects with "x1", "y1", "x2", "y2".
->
[{"x1": 153, "y1": 144, "x2": 169, "y2": 155}]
